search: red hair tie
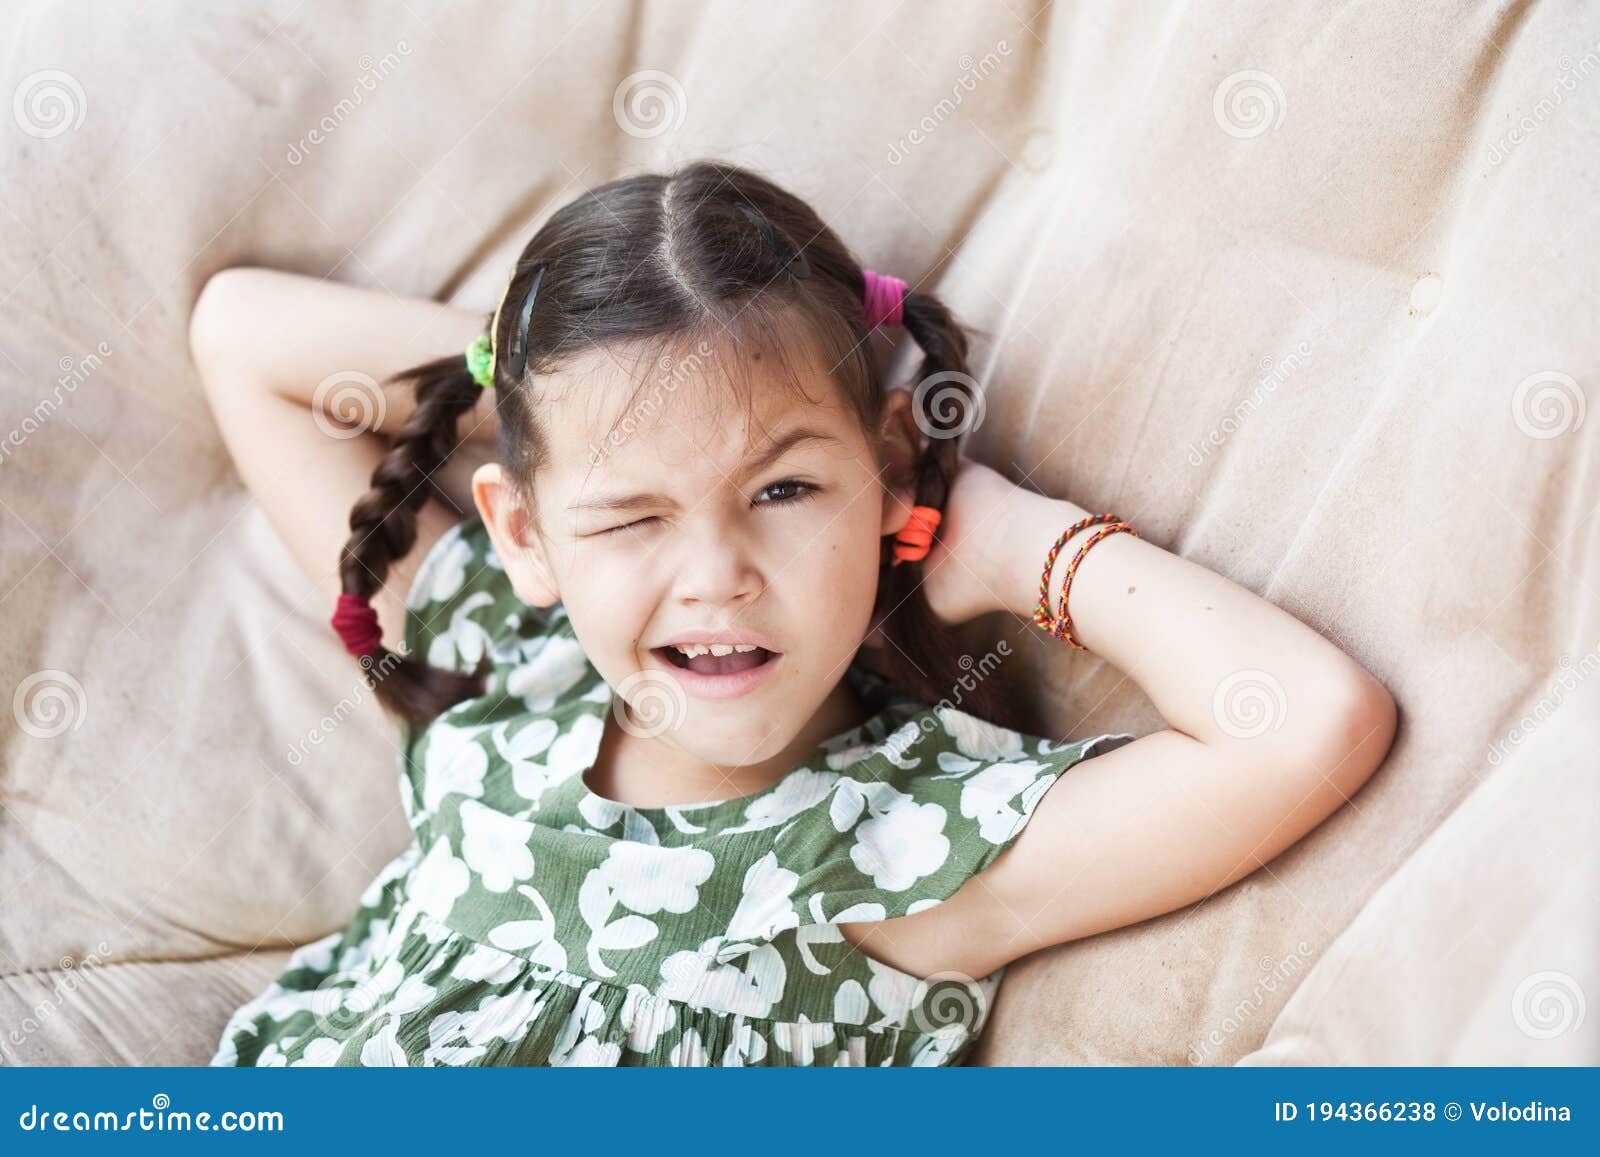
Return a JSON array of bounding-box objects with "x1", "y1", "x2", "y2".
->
[
  {"x1": 891, "y1": 504, "x2": 942, "y2": 566},
  {"x1": 331, "y1": 592, "x2": 384, "y2": 656},
  {"x1": 862, "y1": 268, "x2": 907, "y2": 330}
]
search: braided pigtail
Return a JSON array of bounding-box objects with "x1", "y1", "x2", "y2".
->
[
  {"x1": 335, "y1": 351, "x2": 491, "y2": 728},
  {"x1": 868, "y1": 283, "x2": 1023, "y2": 732}
]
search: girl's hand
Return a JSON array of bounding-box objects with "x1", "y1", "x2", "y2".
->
[{"x1": 914, "y1": 454, "x2": 1030, "y2": 627}]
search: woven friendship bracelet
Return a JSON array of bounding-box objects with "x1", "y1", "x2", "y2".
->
[{"x1": 1031, "y1": 513, "x2": 1139, "y2": 650}]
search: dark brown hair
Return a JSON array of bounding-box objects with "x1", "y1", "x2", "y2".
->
[{"x1": 340, "y1": 160, "x2": 1022, "y2": 733}]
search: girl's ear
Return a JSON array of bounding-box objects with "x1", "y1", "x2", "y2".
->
[
  {"x1": 876, "y1": 387, "x2": 921, "y2": 539},
  {"x1": 472, "y1": 461, "x2": 560, "y2": 607}
]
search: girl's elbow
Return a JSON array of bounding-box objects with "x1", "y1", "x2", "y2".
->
[
  {"x1": 1313, "y1": 665, "x2": 1398, "y2": 795},
  {"x1": 188, "y1": 266, "x2": 267, "y2": 383}
]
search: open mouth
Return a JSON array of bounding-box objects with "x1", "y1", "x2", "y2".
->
[{"x1": 652, "y1": 645, "x2": 779, "y2": 677}]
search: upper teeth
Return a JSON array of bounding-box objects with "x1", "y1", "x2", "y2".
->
[{"x1": 671, "y1": 643, "x2": 761, "y2": 657}]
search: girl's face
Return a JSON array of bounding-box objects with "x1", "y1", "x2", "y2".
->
[{"x1": 474, "y1": 338, "x2": 919, "y2": 772}]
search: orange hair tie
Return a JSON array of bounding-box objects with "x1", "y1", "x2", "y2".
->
[{"x1": 891, "y1": 504, "x2": 943, "y2": 566}]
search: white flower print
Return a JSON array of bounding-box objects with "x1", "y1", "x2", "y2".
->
[
  {"x1": 557, "y1": 1034, "x2": 624, "y2": 1067},
  {"x1": 575, "y1": 843, "x2": 714, "y2": 976},
  {"x1": 773, "y1": 1014, "x2": 834, "y2": 1065},
  {"x1": 358, "y1": 1017, "x2": 410, "y2": 1066},
  {"x1": 728, "y1": 768, "x2": 840, "y2": 833},
  {"x1": 423, "y1": 983, "x2": 549, "y2": 1066},
  {"x1": 407, "y1": 528, "x2": 473, "y2": 610},
  {"x1": 457, "y1": 798, "x2": 535, "y2": 893},
  {"x1": 427, "y1": 590, "x2": 495, "y2": 671},
  {"x1": 599, "y1": 843, "x2": 714, "y2": 916},
  {"x1": 550, "y1": 979, "x2": 616, "y2": 1065},
  {"x1": 720, "y1": 1022, "x2": 769, "y2": 1066},
  {"x1": 669, "y1": 1027, "x2": 709, "y2": 1066},
  {"x1": 407, "y1": 838, "x2": 470, "y2": 920},
  {"x1": 833, "y1": 979, "x2": 870, "y2": 1024},
  {"x1": 450, "y1": 942, "x2": 527, "y2": 985},
  {"x1": 491, "y1": 716, "x2": 559, "y2": 802},
  {"x1": 959, "y1": 759, "x2": 1053, "y2": 844},
  {"x1": 486, "y1": 883, "x2": 568, "y2": 971},
  {"x1": 546, "y1": 709, "x2": 604, "y2": 784},
  {"x1": 865, "y1": 957, "x2": 921, "y2": 1025},
  {"x1": 621, "y1": 984, "x2": 677, "y2": 1053},
  {"x1": 421, "y1": 723, "x2": 489, "y2": 815},
  {"x1": 941, "y1": 707, "x2": 1026, "y2": 762},
  {"x1": 724, "y1": 852, "x2": 800, "y2": 945},
  {"x1": 294, "y1": 1038, "x2": 343, "y2": 1066},
  {"x1": 850, "y1": 798, "x2": 951, "y2": 891},
  {"x1": 658, "y1": 940, "x2": 786, "y2": 1018},
  {"x1": 504, "y1": 633, "x2": 597, "y2": 712}
]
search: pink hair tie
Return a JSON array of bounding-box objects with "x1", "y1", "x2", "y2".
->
[
  {"x1": 861, "y1": 268, "x2": 907, "y2": 330},
  {"x1": 331, "y1": 592, "x2": 384, "y2": 656}
]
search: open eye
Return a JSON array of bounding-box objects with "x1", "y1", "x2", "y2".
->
[{"x1": 757, "y1": 478, "x2": 820, "y2": 507}]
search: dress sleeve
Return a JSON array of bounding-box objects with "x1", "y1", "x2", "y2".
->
[
  {"x1": 783, "y1": 716, "x2": 1138, "y2": 928},
  {"x1": 403, "y1": 516, "x2": 548, "y2": 674},
  {"x1": 940, "y1": 729, "x2": 1136, "y2": 884}
]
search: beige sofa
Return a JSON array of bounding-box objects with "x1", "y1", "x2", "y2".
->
[{"x1": 1, "y1": 0, "x2": 1595, "y2": 1065}]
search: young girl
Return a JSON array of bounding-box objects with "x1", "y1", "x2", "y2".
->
[{"x1": 191, "y1": 160, "x2": 1396, "y2": 1067}]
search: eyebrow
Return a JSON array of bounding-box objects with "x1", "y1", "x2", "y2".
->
[{"x1": 566, "y1": 426, "x2": 843, "y2": 515}]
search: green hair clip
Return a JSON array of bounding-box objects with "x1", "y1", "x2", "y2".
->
[{"x1": 465, "y1": 332, "x2": 494, "y2": 390}]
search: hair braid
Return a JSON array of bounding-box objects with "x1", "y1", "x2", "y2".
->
[{"x1": 337, "y1": 353, "x2": 491, "y2": 727}]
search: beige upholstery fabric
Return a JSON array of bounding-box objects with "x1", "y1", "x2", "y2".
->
[{"x1": 2, "y1": 0, "x2": 1595, "y2": 1065}]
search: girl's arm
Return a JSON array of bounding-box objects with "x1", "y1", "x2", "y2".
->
[
  {"x1": 189, "y1": 267, "x2": 494, "y2": 651},
  {"x1": 848, "y1": 460, "x2": 1397, "y2": 978}
]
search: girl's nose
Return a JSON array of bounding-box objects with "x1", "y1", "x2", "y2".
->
[{"x1": 673, "y1": 520, "x2": 763, "y2": 608}]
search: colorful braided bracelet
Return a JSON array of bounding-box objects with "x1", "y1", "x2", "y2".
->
[{"x1": 1030, "y1": 513, "x2": 1139, "y2": 650}]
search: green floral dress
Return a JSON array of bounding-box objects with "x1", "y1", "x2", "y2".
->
[{"x1": 210, "y1": 516, "x2": 1133, "y2": 1067}]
